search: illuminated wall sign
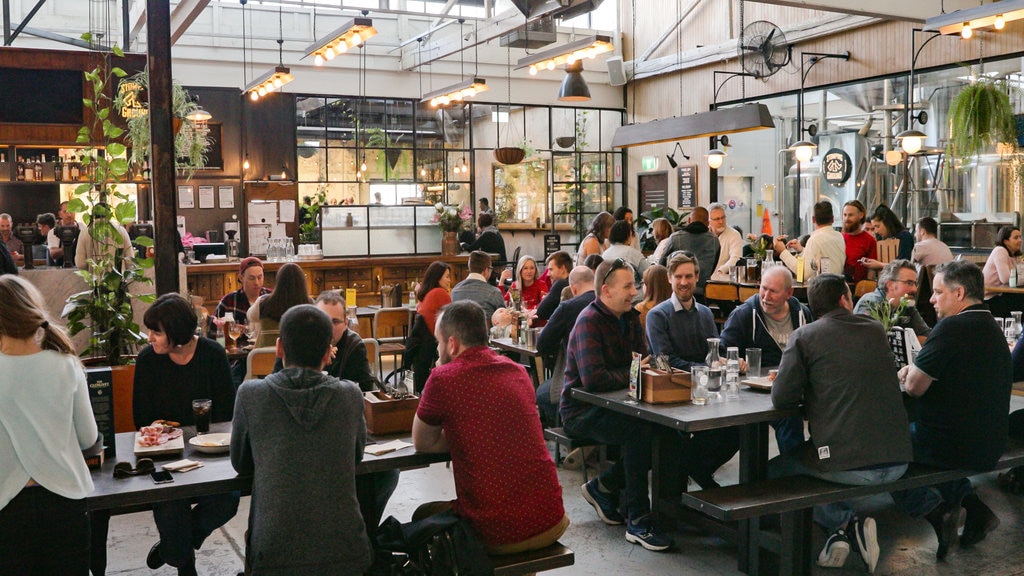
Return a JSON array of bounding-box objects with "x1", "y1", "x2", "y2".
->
[
  {"x1": 641, "y1": 156, "x2": 658, "y2": 171},
  {"x1": 823, "y1": 148, "x2": 852, "y2": 186},
  {"x1": 118, "y1": 78, "x2": 146, "y2": 120}
]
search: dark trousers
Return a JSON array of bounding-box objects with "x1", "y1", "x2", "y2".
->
[
  {"x1": 564, "y1": 406, "x2": 653, "y2": 521},
  {"x1": 152, "y1": 492, "x2": 240, "y2": 569},
  {"x1": 680, "y1": 427, "x2": 740, "y2": 488},
  {"x1": 357, "y1": 470, "x2": 401, "y2": 537},
  {"x1": 0, "y1": 486, "x2": 90, "y2": 576}
]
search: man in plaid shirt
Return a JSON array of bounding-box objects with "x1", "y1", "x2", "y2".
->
[
  {"x1": 560, "y1": 258, "x2": 672, "y2": 552},
  {"x1": 213, "y1": 257, "x2": 270, "y2": 384}
]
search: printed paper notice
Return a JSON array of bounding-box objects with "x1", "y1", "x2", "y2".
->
[
  {"x1": 218, "y1": 186, "x2": 234, "y2": 208},
  {"x1": 198, "y1": 186, "x2": 215, "y2": 209},
  {"x1": 178, "y1": 186, "x2": 194, "y2": 209},
  {"x1": 248, "y1": 201, "x2": 277, "y2": 225},
  {"x1": 248, "y1": 225, "x2": 270, "y2": 256},
  {"x1": 278, "y1": 200, "x2": 296, "y2": 223}
]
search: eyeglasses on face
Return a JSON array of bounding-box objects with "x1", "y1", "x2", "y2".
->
[
  {"x1": 113, "y1": 458, "x2": 155, "y2": 479},
  {"x1": 893, "y1": 279, "x2": 917, "y2": 287},
  {"x1": 601, "y1": 258, "x2": 628, "y2": 286}
]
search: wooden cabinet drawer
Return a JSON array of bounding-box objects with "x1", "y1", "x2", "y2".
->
[
  {"x1": 382, "y1": 266, "x2": 406, "y2": 280},
  {"x1": 323, "y1": 270, "x2": 348, "y2": 284},
  {"x1": 349, "y1": 268, "x2": 372, "y2": 281}
]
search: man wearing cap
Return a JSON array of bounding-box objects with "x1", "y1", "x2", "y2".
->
[{"x1": 214, "y1": 257, "x2": 271, "y2": 384}]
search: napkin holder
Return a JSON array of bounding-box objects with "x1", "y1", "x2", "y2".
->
[
  {"x1": 641, "y1": 368, "x2": 691, "y2": 404},
  {"x1": 364, "y1": 391, "x2": 420, "y2": 434}
]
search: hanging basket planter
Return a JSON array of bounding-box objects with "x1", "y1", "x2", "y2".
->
[
  {"x1": 555, "y1": 136, "x2": 576, "y2": 149},
  {"x1": 494, "y1": 147, "x2": 525, "y2": 165}
]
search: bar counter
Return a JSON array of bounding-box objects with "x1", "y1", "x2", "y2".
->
[{"x1": 185, "y1": 254, "x2": 470, "y2": 309}]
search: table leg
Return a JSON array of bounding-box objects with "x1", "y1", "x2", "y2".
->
[
  {"x1": 90, "y1": 509, "x2": 111, "y2": 576},
  {"x1": 738, "y1": 422, "x2": 770, "y2": 574},
  {"x1": 651, "y1": 427, "x2": 685, "y2": 515}
]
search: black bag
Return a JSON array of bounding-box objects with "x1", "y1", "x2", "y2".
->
[{"x1": 370, "y1": 510, "x2": 494, "y2": 576}]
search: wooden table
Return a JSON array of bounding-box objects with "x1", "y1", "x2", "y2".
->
[
  {"x1": 986, "y1": 284, "x2": 1024, "y2": 295},
  {"x1": 490, "y1": 337, "x2": 545, "y2": 387},
  {"x1": 570, "y1": 387, "x2": 800, "y2": 574},
  {"x1": 706, "y1": 279, "x2": 808, "y2": 302}
]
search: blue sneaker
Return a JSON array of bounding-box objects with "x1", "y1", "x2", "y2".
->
[
  {"x1": 581, "y1": 480, "x2": 624, "y2": 525},
  {"x1": 625, "y1": 515, "x2": 673, "y2": 551}
]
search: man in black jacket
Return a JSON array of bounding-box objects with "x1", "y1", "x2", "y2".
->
[
  {"x1": 660, "y1": 207, "x2": 719, "y2": 301},
  {"x1": 461, "y1": 213, "x2": 506, "y2": 266},
  {"x1": 535, "y1": 266, "x2": 595, "y2": 425}
]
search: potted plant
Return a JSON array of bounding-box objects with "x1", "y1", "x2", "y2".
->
[
  {"x1": 432, "y1": 203, "x2": 473, "y2": 256},
  {"x1": 946, "y1": 76, "x2": 1023, "y2": 181},
  {"x1": 298, "y1": 185, "x2": 327, "y2": 257},
  {"x1": 62, "y1": 34, "x2": 155, "y2": 368},
  {"x1": 366, "y1": 128, "x2": 405, "y2": 177},
  {"x1": 122, "y1": 70, "x2": 211, "y2": 180},
  {"x1": 637, "y1": 206, "x2": 682, "y2": 252}
]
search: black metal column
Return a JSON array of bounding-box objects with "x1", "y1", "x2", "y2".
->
[{"x1": 147, "y1": 0, "x2": 178, "y2": 295}]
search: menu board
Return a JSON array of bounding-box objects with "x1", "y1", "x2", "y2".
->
[
  {"x1": 544, "y1": 234, "x2": 561, "y2": 258},
  {"x1": 86, "y1": 367, "x2": 116, "y2": 457},
  {"x1": 677, "y1": 166, "x2": 696, "y2": 208}
]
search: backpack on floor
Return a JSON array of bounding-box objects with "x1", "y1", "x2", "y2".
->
[{"x1": 370, "y1": 509, "x2": 494, "y2": 576}]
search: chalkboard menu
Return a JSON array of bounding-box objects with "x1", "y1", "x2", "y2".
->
[
  {"x1": 86, "y1": 367, "x2": 116, "y2": 458},
  {"x1": 544, "y1": 234, "x2": 561, "y2": 258},
  {"x1": 677, "y1": 166, "x2": 696, "y2": 208}
]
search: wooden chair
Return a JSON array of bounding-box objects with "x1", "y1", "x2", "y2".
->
[
  {"x1": 854, "y1": 280, "x2": 877, "y2": 299},
  {"x1": 373, "y1": 308, "x2": 412, "y2": 381},
  {"x1": 704, "y1": 281, "x2": 739, "y2": 302},
  {"x1": 877, "y1": 238, "x2": 900, "y2": 263},
  {"x1": 362, "y1": 338, "x2": 380, "y2": 388},
  {"x1": 245, "y1": 346, "x2": 278, "y2": 381}
]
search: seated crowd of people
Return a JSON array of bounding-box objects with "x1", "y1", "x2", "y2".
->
[{"x1": 5, "y1": 201, "x2": 1024, "y2": 575}]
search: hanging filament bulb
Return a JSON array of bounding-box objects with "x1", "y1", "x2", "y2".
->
[
  {"x1": 529, "y1": 65, "x2": 538, "y2": 76},
  {"x1": 243, "y1": 154, "x2": 250, "y2": 171},
  {"x1": 314, "y1": 54, "x2": 325, "y2": 66},
  {"x1": 250, "y1": 91, "x2": 259, "y2": 101},
  {"x1": 360, "y1": 157, "x2": 367, "y2": 172},
  {"x1": 961, "y1": 22, "x2": 973, "y2": 39},
  {"x1": 461, "y1": 157, "x2": 468, "y2": 173},
  {"x1": 420, "y1": 167, "x2": 427, "y2": 177},
  {"x1": 995, "y1": 15, "x2": 1005, "y2": 30}
]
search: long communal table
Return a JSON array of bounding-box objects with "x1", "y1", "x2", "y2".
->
[
  {"x1": 570, "y1": 387, "x2": 800, "y2": 574},
  {"x1": 490, "y1": 336, "x2": 545, "y2": 388}
]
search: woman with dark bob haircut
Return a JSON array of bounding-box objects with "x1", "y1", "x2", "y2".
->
[
  {"x1": 133, "y1": 292, "x2": 239, "y2": 575},
  {"x1": 983, "y1": 225, "x2": 1023, "y2": 316},
  {"x1": 247, "y1": 262, "x2": 313, "y2": 347},
  {"x1": 408, "y1": 261, "x2": 452, "y2": 392}
]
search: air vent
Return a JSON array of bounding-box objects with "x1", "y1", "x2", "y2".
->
[{"x1": 500, "y1": 18, "x2": 556, "y2": 49}]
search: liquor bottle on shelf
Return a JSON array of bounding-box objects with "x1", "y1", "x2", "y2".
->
[
  {"x1": 142, "y1": 160, "x2": 150, "y2": 180},
  {"x1": 54, "y1": 155, "x2": 63, "y2": 181},
  {"x1": 24, "y1": 157, "x2": 34, "y2": 181},
  {"x1": 69, "y1": 155, "x2": 80, "y2": 180},
  {"x1": 16, "y1": 156, "x2": 24, "y2": 181},
  {"x1": 62, "y1": 155, "x2": 71, "y2": 181},
  {"x1": 33, "y1": 156, "x2": 43, "y2": 181}
]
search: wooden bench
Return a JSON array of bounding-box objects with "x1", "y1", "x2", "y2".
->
[
  {"x1": 678, "y1": 440, "x2": 1024, "y2": 576},
  {"x1": 492, "y1": 542, "x2": 574, "y2": 576},
  {"x1": 544, "y1": 427, "x2": 602, "y2": 482}
]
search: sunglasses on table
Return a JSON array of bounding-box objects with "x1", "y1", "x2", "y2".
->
[{"x1": 113, "y1": 458, "x2": 155, "y2": 479}]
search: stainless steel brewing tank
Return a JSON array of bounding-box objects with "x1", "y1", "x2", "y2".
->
[
  {"x1": 947, "y1": 154, "x2": 1018, "y2": 215},
  {"x1": 782, "y1": 132, "x2": 873, "y2": 237}
]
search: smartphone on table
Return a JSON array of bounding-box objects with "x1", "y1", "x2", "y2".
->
[{"x1": 151, "y1": 470, "x2": 174, "y2": 484}]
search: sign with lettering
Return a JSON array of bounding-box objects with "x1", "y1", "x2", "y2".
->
[
  {"x1": 677, "y1": 166, "x2": 696, "y2": 208},
  {"x1": 544, "y1": 234, "x2": 561, "y2": 258},
  {"x1": 117, "y1": 78, "x2": 146, "y2": 120},
  {"x1": 823, "y1": 148, "x2": 852, "y2": 186},
  {"x1": 641, "y1": 156, "x2": 658, "y2": 171},
  {"x1": 86, "y1": 367, "x2": 116, "y2": 457}
]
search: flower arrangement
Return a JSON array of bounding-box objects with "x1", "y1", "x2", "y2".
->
[
  {"x1": 746, "y1": 233, "x2": 771, "y2": 260},
  {"x1": 867, "y1": 295, "x2": 912, "y2": 332},
  {"x1": 433, "y1": 203, "x2": 473, "y2": 232}
]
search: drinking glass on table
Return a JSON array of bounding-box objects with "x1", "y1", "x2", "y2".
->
[
  {"x1": 690, "y1": 366, "x2": 709, "y2": 406},
  {"x1": 746, "y1": 348, "x2": 762, "y2": 378},
  {"x1": 227, "y1": 320, "x2": 244, "y2": 351},
  {"x1": 192, "y1": 399, "x2": 212, "y2": 434}
]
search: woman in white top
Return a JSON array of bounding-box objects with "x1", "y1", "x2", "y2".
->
[
  {"x1": 576, "y1": 211, "x2": 615, "y2": 265},
  {"x1": 0, "y1": 275, "x2": 100, "y2": 575},
  {"x1": 983, "y1": 225, "x2": 1023, "y2": 317}
]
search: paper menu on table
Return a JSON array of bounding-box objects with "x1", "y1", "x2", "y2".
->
[{"x1": 365, "y1": 439, "x2": 412, "y2": 456}]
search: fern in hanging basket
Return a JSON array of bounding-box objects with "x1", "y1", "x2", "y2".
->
[{"x1": 946, "y1": 78, "x2": 1022, "y2": 180}]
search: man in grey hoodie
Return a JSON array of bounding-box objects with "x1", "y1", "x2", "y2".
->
[{"x1": 232, "y1": 304, "x2": 372, "y2": 576}]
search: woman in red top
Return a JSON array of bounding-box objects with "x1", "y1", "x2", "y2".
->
[
  {"x1": 410, "y1": 261, "x2": 452, "y2": 391},
  {"x1": 502, "y1": 255, "x2": 549, "y2": 311}
]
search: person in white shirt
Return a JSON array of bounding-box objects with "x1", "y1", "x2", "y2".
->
[
  {"x1": 911, "y1": 217, "x2": 954, "y2": 269},
  {"x1": 774, "y1": 201, "x2": 846, "y2": 281},
  {"x1": 0, "y1": 275, "x2": 100, "y2": 575},
  {"x1": 708, "y1": 202, "x2": 744, "y2": 279},
  {"x1": 35, "y1": 212, "x2": 61, "y2": 266}
]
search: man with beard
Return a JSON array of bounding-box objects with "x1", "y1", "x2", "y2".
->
[
  {"x1": 853, "y1": 259, "x2": 930, "y2": 343},
  {"x1": 842, "y1": 200, "x2": 876, "y2": 283},
  {"x1": 660, "y1": 206, "x2": 719, "y2": 302}
]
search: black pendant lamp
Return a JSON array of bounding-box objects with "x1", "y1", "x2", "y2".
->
[{"x1": 558, "y1": 61, "x2": 591, "y2": 102}]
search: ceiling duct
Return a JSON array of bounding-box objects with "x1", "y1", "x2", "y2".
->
[
  {"x1": 509, "y1": 0, "x2": 604, "y2": 21},
  {"x1": 500, "y1": 17, "x2": 556, "y2": 49}
]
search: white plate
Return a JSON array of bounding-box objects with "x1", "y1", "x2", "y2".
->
[{"x1": 189, "y1": 433, "x2": 231, "y2": 454}]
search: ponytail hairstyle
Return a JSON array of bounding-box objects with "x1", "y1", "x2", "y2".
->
[{"x1": 0, "y1": 275, "x2": 75, "y2": 355}]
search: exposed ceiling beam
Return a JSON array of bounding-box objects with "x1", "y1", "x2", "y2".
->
[
  {"x1": 170, "y1": 0, "x2": 209, "y2": 45},
  {"x1": 631, "y1": 13, "x2": 877, "y2": 80},
  {"x1": 742, "y1": 0, "x2": 979, "y2": 22},
  {"x1": 6, "y1": 0, "x2": 46, "y2": 45},
  {"x1": 14, "y1": 25, "x2": 96, "y2": 50},
  {"x1": 128, "y1": 1, "x2": 147, "y2": 48},
  {"x1": 637, "y1": 0, "x2": 700, "y2": 63},
  {"x1": 406, "y1": 0, "x2": 573, "y2": 69}
]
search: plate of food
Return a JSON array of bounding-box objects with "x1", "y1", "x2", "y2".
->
[
  {"x1": 189, "y1": 433, "x2": 231, "y2": 454},
  {"x1": 741, "y1": 376, "x2": 774, "y2": 391},
  {"x1": 135, "y1": 420, "x2": 185, "y2": 456}
]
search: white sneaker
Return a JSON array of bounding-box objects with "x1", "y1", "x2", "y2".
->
[
  {"x1": 851, "y1": 516, "x2": 879, "y2": 574},
  {"x1": 817, "y1": 528, "x2": 850, "y2": 568}
]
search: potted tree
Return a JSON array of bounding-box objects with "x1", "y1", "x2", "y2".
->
[
  {"x1": 122, "y1": 70, "x2": 211, "y2": 179},
  {"x1": 62, "y1": 35, "x2": 155, "y2": 362}
]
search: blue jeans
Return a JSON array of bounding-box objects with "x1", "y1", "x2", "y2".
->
[
  {"x1": 890, "y1": 423, "x2": 975, "y2": 518},
  {"x1": 772, "y1": 416, "x2": 805, "y2": 455},
  {"x1": 564, "y1": 406, "x2": 652, "y2": 521},
  {"x1": 536, "y1": 379, "x2": 558, "y2": 425},
  {"x1": 152, "y1": 492, "x2": 240, "y2": 569},
  {"x1": 770, "y1": 448, "x2": 908, "y2": 532}
]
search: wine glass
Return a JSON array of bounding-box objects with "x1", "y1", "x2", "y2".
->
[
  {"x1": 244, "y1": 323, "x2": 257, "y2": 346},
  {"x1": 509, "y1": 286, "x2": 522, "y2": 310},
  {"x1": 228, "y1": 321, "x2": 244, "y2": 351}
]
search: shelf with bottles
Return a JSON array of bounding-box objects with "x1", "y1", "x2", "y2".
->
[{"x1": 0, "y1": 146, "x2": 147, "y2": 184}]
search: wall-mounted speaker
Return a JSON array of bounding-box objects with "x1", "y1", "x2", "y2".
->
[{"x1": 606, "y1": 56, "x2": 627, "y2": 86}]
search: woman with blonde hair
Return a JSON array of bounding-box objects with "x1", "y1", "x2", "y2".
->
[
  {"x1": 635, "y1": 265, "x2": 671, "y2": 332},
  {"x1": 0, "y1": 275, "x2": 100, "y2": 575}
]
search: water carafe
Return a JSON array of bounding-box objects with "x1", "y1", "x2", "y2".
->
[{"x1": 705, "y1": 337, "x2": 723, "y2": 402}]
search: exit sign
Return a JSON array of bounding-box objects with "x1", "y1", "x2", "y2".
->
[{"x1": 641, "y1": 156, "x2": 659, "y2": 171}]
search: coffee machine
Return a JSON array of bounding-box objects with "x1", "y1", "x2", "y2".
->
[{"x1": 224, "y1": 229, "x2": 239, "y2": 261}]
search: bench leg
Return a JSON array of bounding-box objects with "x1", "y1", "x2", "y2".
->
[
  {"x1": 779, "y1": 509, "x2": 813, "y2": 576},
  {"x1": 737, "y1": 422, "x2": 770, "y2": 574}
]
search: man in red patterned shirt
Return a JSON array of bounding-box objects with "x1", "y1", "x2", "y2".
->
[{"x1": 412, "y1": 300, "x2": 568, "y2": 554}]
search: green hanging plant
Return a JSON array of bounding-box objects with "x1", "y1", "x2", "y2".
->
[{"x1": 946, "y1": 77, "x2": 1023, "y2": 181}]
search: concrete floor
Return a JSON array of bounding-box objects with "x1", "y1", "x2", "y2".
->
[{"x1": 101, "y1": 445, "x2": 1024, "y2": 576}]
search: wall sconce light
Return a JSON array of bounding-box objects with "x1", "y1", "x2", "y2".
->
[
  {"x1": 304, "y1": 17, "x2": 377, "y2": 66},
  {"x1": 244, "y1": 66, "x2": 293, "y2": 102},
  {"x1": 706, "y1": 149, "x2": 727, "y2": 169},
  {"x1": 515, "y1": 34, "x2": 614, "y2": 75},
  {"x1": 897, "y1": 129, "x2": 927, "y2": 154},
  {"x1": 666, "y1": 143, "x2": 690, "y2": 168},
  {"x1": 790, "y1": 140, "x2": 817, "y2": 163}
]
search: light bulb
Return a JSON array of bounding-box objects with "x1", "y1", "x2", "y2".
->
[
  {"x1": 451, "y1": 92, "x2": 463, "y2": 102},
  {"x1": 529, "y1": 65, "x2": 538, "y2": 76},
  {"x1": 360, "y1": 160, "x2": 367, "y2": 172},
  {"x1": 795, "y1": 145, "x2": 814, "y2": 163},
  {"x1": 430, "y1": 98, "x2": 438, "y2": 108},
  {"x1": 546, "y1": 61, "x2": 555, "y2": 71},
  {"x1": 250, "y1": 91, "x2": 259, "y2": 101},
  {"x1": 995, "y1": 15, "x2": 1005, "y2": 30},
  {"x1": 420, "y1": 167, "x2": 426, "y2": 177},
  {"x1": 706, "y1": 150, "x2": 725, "y2": 169},
  {"x1": 314, "y1": 54, "x2": 325, "y2": 66},
  {"x1": 257, "y1": 86, "x2": 267, "y2": 97},
  {"x1": 272, "y1": 77, "x2": 283, "y2": 88},
  {"x1": 336, "y1": 43, "x2": 347, "y2": 54},
  {"x1": 462, "y1": 87, "x2": 476, "y2": 98},
  {"x1": 351, "y1": 32, "x2": 363, "y2": 45},
  {"x1": 961, "y1": 22, "x2": 973, "y2": 39},
  {"x1": 566, "y1": 54, "x2": 577, "y2": 64},
  {"x1": 439, "y1": 95, "x2": 450, "y2": 106},
  {"x1": 587, "y1": 48, "x2": 598, "y2": 59},
  {"x1": 356, "y1": 169, "x2": 362, "y2": 179},
  {"x1": 325, "y1": 47, "x2": 336, "y2": 60},
  {"x1": 901, "y1": 136, "x2": 923, "y2": 154},
  {"x1": 281, "y1": 168, "x2": 287, "y2": 179},
  {"x1": 243, "y1": 156, "x2": 250, "y2": 170},
  {"x1": 885, "y1": 150, "x2": 904, "y2": 166}
]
